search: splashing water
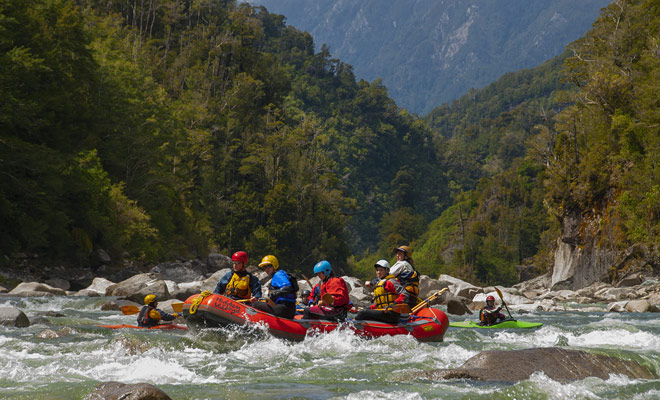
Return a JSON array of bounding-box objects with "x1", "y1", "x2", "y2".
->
[{"x1": 0, "y1": 296, "x2": 658, "y2": 399}]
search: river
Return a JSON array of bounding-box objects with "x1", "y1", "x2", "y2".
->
[{"x1": 1, "y1": 295, "x2": 659, "y2": 399}]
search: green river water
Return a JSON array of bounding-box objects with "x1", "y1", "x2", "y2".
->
[{"x1": 1, "y1": 296, "x2": 659, "y2": 399}]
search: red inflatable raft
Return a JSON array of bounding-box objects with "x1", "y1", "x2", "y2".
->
[{"x1": 182, "y1": 293, "x2": 448, "y2": 342}]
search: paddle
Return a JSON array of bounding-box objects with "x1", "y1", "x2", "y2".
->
[
  {"x1": 121, "y1": 305, "x2": 140, "y2": 315},
  {"x1": 237, "y1": 297, "x2": 276, "y2": 306},
  {"x1": 494, "y1": 287, "x2": 513, "y2": 320},
  {"x1": 121, "y1": 303, "x2": 184, "y2": 315},
  {"x1": 411, "y1": 288, "x2": 448, "y2": 314}
]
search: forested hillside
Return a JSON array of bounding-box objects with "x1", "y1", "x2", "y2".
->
[
  {"x1": 406, "y1": 0, "x2": 660, "y2": 287},
  {"x1": 249, "y1": 0, "x2": 610, "y2": 114},
  {"x1": 3, "y1": 0, "x2": 658, "y2": 288},
  {"x1": 0, "y1": 0, "x2": 444, "y2": 276}
]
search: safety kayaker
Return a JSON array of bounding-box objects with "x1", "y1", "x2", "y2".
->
[
  {"x1": 479, "y1": 295, "x2": 507, "y2": 326},
  {"x1": 137, "y1": 294, "x2": 180, "y2": 327},
  {"x1": 303, "y1": 260, "x2": 351, "y2": 321},
  {"x1": 213, "y1": 251, "x2": 262, "y2": 300},
  {"x1": 250, "y1": 255, "x2": 298, "y2": 319},
  {"x1": 389, "y1": 245, "x2": 420, "y2": 308},
  {"x1": 355, "y1": 259, "x2": 408, "y2": 324}
]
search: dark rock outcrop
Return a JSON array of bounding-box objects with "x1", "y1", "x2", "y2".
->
[
  {"x1": 0, "y1": 307, "x2": 30, "y2": 327},
  {"x1": 426, "y1": 347, "x2": 657, "y2": 382},
  {"x1": 85, "y1": 381, "x2": 172, "y2": 400}
]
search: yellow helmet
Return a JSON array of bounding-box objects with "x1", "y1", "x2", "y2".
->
[
  {"x1": 258, "y1": 255, "x2": 279, "y2": 270},
  {"x1": 144, "y1": 294, "x2": 157, "y2": 305},
  {"x1": 395, "y1": 245, "x2": 412, "y2": 255}
]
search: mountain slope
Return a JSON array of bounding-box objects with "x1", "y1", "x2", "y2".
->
[{"x1": 249, "y1": 0, "x2": 610, "y2": 114}]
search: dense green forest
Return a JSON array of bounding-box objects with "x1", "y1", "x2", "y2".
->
[
  {"x1": 2, "y1": 0, "x2": 659, "y2": 286},
  {"x1": 0, "y1": 0, "x2": 444, "y2": 277}
]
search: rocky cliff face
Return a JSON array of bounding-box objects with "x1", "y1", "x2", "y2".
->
[{"x1": 552, "y1": 200, "x2": 660, "y2": 291}]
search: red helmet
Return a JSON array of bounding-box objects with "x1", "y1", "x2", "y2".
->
[
  {"x1": 486, "y1": 295, "x2": 495, "y2": 301},
  {"x1": 232, "y1": 251, "x2": 248, "y2": 264}
]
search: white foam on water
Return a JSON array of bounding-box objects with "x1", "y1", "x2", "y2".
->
[
  {"x1": 338, "y1": 390, "x2": 424, "y2": 400},
  {"x1": 527, "y1": 371, "x2": 600, "y2": 399}
]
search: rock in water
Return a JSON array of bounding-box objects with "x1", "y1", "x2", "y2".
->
[{"x1": 426, "y1": 347, "x2": 657, "y2": 382}]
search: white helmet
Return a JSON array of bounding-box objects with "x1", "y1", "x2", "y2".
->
[{"x1": 374, "y1": 259, "x2": 390, "y2": 270}]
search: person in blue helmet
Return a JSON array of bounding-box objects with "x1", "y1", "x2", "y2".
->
[
  {"x1": 250, "y1": 255, "x2": 299, "y2": 319},
  {"x1": 302, "y1": 260, "x2": 351, "y2": 321}
]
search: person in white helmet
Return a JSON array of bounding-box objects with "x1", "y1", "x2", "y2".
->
[{"x1": 355, "y1": 259, "x2": 408, "y2": 324}]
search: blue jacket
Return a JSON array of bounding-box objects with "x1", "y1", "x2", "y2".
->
[
  {"x1": 268, "y1": 270, "x2": 297, "y2": 304},
  {"x1": 213, "y1": 270, "x2": 262, "y2": 298}
]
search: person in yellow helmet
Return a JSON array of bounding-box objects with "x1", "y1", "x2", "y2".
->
[
  {"x1": 137, "y1": 294, "x2": 180, "y2": 327},
  {"x1": 250, "y1": 255, "x2": 299, "y2": 319}
]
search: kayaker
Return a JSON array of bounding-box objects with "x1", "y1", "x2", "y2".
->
[
  {"x1": 479, "y1": 295, "x2": 507, "y2": 326},
  {"x1": 303, "y1": 260, "x2": 351, "y2": 321},
  {"x1": 250, "y1": 255, "x2": 298, "y2": 319},
  {"x1": 389, "y1": 245, "x2": 420, "y2": 308},
  {"x1": 355, "y1": 259, "x2": 408, "y2": 324},
  {"x1": 213, "y1": 251, "x2": 262, "y2": 300},
  {"x1": 137, "y1": 294, "x2": 180, "y2": 327}
]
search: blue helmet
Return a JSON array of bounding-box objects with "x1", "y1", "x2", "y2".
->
[{"x1": 313, "y1": 260, "x2": 332, "y2": 276}]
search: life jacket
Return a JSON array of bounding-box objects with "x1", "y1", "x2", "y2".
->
[
  {"x1": 480, "y1": 306, "x2": 501, "y2": 325},
  {"x1": 397, "y1": 268, "x2": 420, "y2": 304},
  {"x1": 137, "y1": 305, "x2": 161, "y2": 327},
  {"x1": 372, "y1": 275, "x2": 397, "y2": 309},
  {"x1": 226, "y1": 272, "x2": 251, "y2": 299}
]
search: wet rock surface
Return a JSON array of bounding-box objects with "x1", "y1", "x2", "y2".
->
[{"x1": 426, "y1": 347, "x2": 658, "y2": 382}]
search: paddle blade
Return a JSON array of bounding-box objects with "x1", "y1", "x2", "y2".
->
[
  {"x1": 172, "y1": 303, "x2": 183, "y2": 313},
  {"x1": 322, "y1": 293, "x2": 334, "y2": 306},
  {"x1": 494, "y1": 287, "x2": 504, "y2": 301},
  {"x1": 121, "y1": 305, "x2": 140, "y2": 315},
  {"x1": 391, "y1": 303, "x2": 410, "y2": 314}
]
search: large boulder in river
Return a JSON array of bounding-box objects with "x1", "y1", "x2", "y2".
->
[
  {"x1": 86, "y1": 381, "x2": 172, "y2": 400},
  {"x1": 0, "y1": 307, "x2": 30, "y2": 327},
  {"x1": 105, "y1": 273, "x2": 170, "y2": 303},
  {"x1": 75, "y1": 277, "x2": 115, "y2": 297},
  {"x1": 426, "y1": 347, "x2": 657, "y2": 383},
  {"x1": 151, "y1": 260, "x2": 206, "y2": 283},
  {"x1": 9, "y1": 282, "x2": 66, "y2": 296}
]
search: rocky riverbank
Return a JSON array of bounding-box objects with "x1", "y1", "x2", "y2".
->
[{"x1": 2, "y1": 254, "x2": 659, "y2": 327}]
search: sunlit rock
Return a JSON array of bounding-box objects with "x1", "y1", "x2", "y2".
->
[
  {"x1": 425, "y1": 347, "x2": 657, "y2": 383},
  {"x1": 9, "y1": 282, "x2": 66, "y2": 296}
]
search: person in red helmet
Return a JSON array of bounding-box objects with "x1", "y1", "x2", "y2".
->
[
  {"x1": 479, "y1": 295, "x2": 507, "y2": 326},
  {"x1": 213, "y1": 251, "x2": 262, "y2": 300}
]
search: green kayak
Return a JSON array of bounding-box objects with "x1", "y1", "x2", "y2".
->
[{"x1": 449, "y1": 319, "x2": 542, "y2": 329}]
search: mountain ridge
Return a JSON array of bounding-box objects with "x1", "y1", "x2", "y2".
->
[{"x1": 249, "y1": 0, "x2": 611, "y2": 114}]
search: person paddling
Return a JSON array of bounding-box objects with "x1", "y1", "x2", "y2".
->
[
  {"x1": 355, "y1": 260, "x2": 409, "y2": 324},
  {"x1": 479, "y1": 295, "x2": 507, "y2": 326},
  {"x1": 302, "y1": 261, "x2": 351, "y2": 321},
  {"x1": 137, "y1": 295, "x2": 180, "y2": 327},
  {"x1": 213, "y1": 251, "x2": 262, "y2": 301},
  {"x1": 250, "y1": 255, "x2": 298, "y2": 319}
]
